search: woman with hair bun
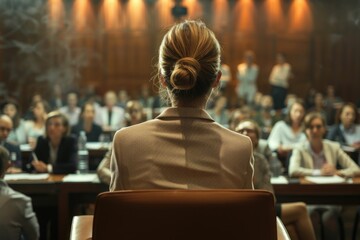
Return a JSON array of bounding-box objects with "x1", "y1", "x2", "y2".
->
[{"x1": 110, "y1": 20, "x2": 254, "y2": 191}]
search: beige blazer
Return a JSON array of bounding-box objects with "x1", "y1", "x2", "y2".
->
[
  {"x1": 289, "y1": 139, "x2": 360, "y2": 177},
  {"x1": 110, "y1": 107, "x2": 254, "y2": 191}
]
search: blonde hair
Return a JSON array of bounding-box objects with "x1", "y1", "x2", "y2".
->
[{"x1": 158, "y1": 20, "x2": 221, "y2": 100}]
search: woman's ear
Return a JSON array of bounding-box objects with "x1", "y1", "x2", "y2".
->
[{"x1": 212, "y1": 71, "x2": 222, "y2": 88}]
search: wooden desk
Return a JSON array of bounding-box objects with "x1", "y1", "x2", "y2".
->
[
  {"x1": 8, "y1": 176, "x2": 360, "y2": 240},
  {"x1": 8, "y1": 175, "x2": 108, "y2": 240},
  {"x1": 20, "y1": 143, "x2": 109, "y2": 170},
  {"x1": 274, "y1": 178, "x2": 360, "y2": 205}
]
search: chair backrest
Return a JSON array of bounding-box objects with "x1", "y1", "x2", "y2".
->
[{"x1": 92, "y1": 189, "x2": 277, "y2": 240}]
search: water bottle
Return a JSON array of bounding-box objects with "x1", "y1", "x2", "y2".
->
[
  {"x1": 10, "y1": 152, "x2": 17, "y2": 168},
  {"x1": 77, "y1": 131, "x2": 89, "y2": 173},
  {"x1": 270, "y1": 152, "x2": 283, "y2": 177}
]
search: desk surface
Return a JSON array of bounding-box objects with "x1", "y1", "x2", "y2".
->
[{"x1": 7, "y1": 175, "x2": 360, "y2": 240}]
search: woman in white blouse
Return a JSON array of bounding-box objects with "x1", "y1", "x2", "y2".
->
[
  {"x1": 267, "y1": 100, "x2": 307, "y2": 168},
  {"x1": 269, "y1": 53, "x2": 292, "y2": 111},
  {"x1": 25, "y1": 100, "x2": 49, "y2": 149}
]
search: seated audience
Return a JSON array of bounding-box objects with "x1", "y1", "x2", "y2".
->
[
  {"x1": 253, "y1": 94, "x2": 280, "y2": 139},
  {"x1": 267, "y1": 100, "x2": 307, "y2": 168},
  {"x1": 326, "y1": 102, "x2": 360, "y2": 162},
  {"x1": 49, "y1": 83, "x2": 65, "y2": 110},
  {"x1": 1, "y1": 99, "x2": 27, "y2": 144},
  {"x1": 0, "y1": 115, "x2": 22, "y2": 173},
  {"x1": 31, "y1": 111, "x2": 77, "y2": 174},
  {"x1": 207, "y1": 95, "x2": 229, "y2": 127},
  {"x1": 97, "y1": 101, "x2": 147, "y2": 184},
  {"x1": 236, "y1": 120, "x2": 316, "y2": 240},
  {"x1": 323, "y1": 85, "x2": 343, "y2": 126},
  {"x1": 110, "y1": 20, "x2": 254, "y2": 191},
  {"x1": 96, "y1": 91, "x2": 125, "y2": 132},
  {"x1": 227, "y1": 106, "x2": 252, "y2": 131},
  {"x1": 117, "y1": 90, "x2": 129, "y2": 109},
  {"x1": 0, "y1": 146, "x2": 40, "y2": 240},
  {"x1": 288, "y1": 112, "x2": 360, "y2": 240},
  {"x1": 124, "y1": 100, "x2": 147, "y2": 126},
  {"x1": 25, "y1": 100, "x2": 49, "y2": 149},
  {"x1": 308, "y1": 92, "x2": 328, "y2": 125},
  {"x1": 59, "y1": 92, "x2": 81, "y2": 127},
  {"x1": 289, "y1": 112, "x2": 360, "y2": 177},
  {"x1": 23, "y1": 94, "x2": 43, "y2": 120},
  {"x1": 72, "y1": 102, "x2": 102, "y2": 142}
]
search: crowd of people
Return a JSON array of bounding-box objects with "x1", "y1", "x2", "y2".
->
[{"x1": 1, "y1": 19, "x2": 360, "y2": 240}]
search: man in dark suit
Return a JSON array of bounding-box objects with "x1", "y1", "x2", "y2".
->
[
  {"x1": 0, "y1": 115, "x2": 22, "y2": 172},
  {"x1": 0, "y1": 146, "x2": 40, "y2": 240}
]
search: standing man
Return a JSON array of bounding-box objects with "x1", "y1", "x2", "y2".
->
[
  {"x1": 0, "y1": 146, "x2": 40, "y2": 240},
  {"x1": 0, "y1": 115, "x2": 22, "y2": 173},
  {"x1": 236, "y1": 50, "x2": 259, "y2": 105},
  {"x1": 269, "y1": 53, "x2": 292, "y2": 112}
]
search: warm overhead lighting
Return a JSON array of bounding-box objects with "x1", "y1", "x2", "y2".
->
[
  {"x1": 265, "y1": 0, "x2": 285, "y2": 32},
  {"x1": 128, "y1": 0, "x2": 147, "y2": 31},
  {"x1": 101, "y1": 0, "x2": 122, "y2": 30},
  {"x1": 213, "y1": 0, "x2": 229, "y2": 31},
  {"x1": 73, "y1": 0, "x2": 94, "y2": 32},
  {"x1": 235, "y1": 0, "x2": 256, "y2": 32},
  {"x1": 289, "y1": 0, "x2": 313, "y2": 33},
  {"x1": 155, "y1": 0, "x2": 174, "y2": 27},
  {"x1": 48, "y1": 0, "x2": 65, "y2": 30},
  {"x1": 183, "y1": 0, "x2": 202, "y2": 19}
]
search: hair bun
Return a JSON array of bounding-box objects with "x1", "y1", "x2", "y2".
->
[{"x1": 170, "y1": 57, "x2": 201, "y2": 90}]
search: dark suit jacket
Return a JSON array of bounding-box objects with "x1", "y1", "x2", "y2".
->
[
  {"x1": 2, "y1": 141, "x2": 22, "y2": 169},
  {"x1": 326, "y1": 124, "x2": 347, "y2": 146},
  {"x1": 71, "y1": 122, "x2": 103, "y2": 142},
  {"x1": 34, "y1": 135, "x2": 78, "y2": 174}
]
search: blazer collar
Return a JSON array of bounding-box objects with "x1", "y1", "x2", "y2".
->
[{"x1": 156, "y1": 107, "x2": 214, "y2": 122}]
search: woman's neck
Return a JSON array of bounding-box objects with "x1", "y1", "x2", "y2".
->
[
  {"x1": 291, "y1": 122, "x2": 302, "y2": 133},
  {"x1": 310, "y1": 140, "x2": 323, "y2": 154},
  {"x1": 172, "y1": 98, "x2": 208, "y2": 109},
  {"x1": 34, "y1": 117, "x2": 45, "y2": 128},
  {"x1": 50, "y1": 137, "x2": 61, "y2": 148}
]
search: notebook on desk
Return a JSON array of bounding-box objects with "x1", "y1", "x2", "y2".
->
[{"x1": 305, "y1": 175, "x2": 346, "y2": 184}]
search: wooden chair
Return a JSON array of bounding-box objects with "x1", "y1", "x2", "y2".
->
[{"x1": 70, "y1": 189, "x2": 290, "y2": 240}]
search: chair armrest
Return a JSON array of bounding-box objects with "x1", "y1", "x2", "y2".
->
[
  {"x1": 70, "y1": 215, "x2": 94, "y2": 240},
  {"x1": 277, "y1": 217, "x2": 291, "y2": 240}
]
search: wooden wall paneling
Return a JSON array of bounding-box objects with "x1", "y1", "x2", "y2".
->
[{"x1": 276, "y1": 35, "x2": 313, "y2": 98}]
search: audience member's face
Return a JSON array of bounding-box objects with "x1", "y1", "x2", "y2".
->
[
  {"x1": 33, "y1": 102, "x2": 46, "y2": 119},
  {"x1": 340, "y1": 106, "x2": 355, "y2": 128},
  {"x1": 67, "y1": 93, "x2": 78, "y2": 108},
  {"x1": 261, "y1": 96, "x2": 273, "y2": 110},
  {"x1": 3, "y1": 104, "x2": 17, "y2": 119},
  {"x1": 0, "y1": 118, "x2": 13, "y2": 141},
  {"x1": 306, "y1": 117, "x2": 325, "y2": 142},
  {"x1": 236, "y1": 121, "x2": 258, "y2": 148},
  {"x1": 105, "y1": 93, "x2": 117, "y2": 108},
  {"x1": 47, "y1": 117, "x2": 66, "y2": 140},
  {"x1": 314, "y1": 94, "x2": 323, "y2": 107},
  {"x1": 83, "y1": 104, "x2": 95, "y2": 121},
  {"x1": 290, "y1": 103, "x2": 305, "y2": 125}
]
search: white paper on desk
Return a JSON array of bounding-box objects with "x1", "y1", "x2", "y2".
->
[
  {"x1": 62, "y1": 173, "x2": 100, "y2": 183},
  {"x1": 20, "y1": 144, "x2": 31, "y2": 151},
  {"x1": 86, "y1": 142, "x2": 109, "y2": 150},
  {"x1": 305, "y1": 175, "x2": 346, "y2": 184},
  {"x1": 271, "y1": 176, "x2": 289, "y2": 184},
  {"x1": 4, "y1": 173, "x2": 49, "y2": 181}
]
